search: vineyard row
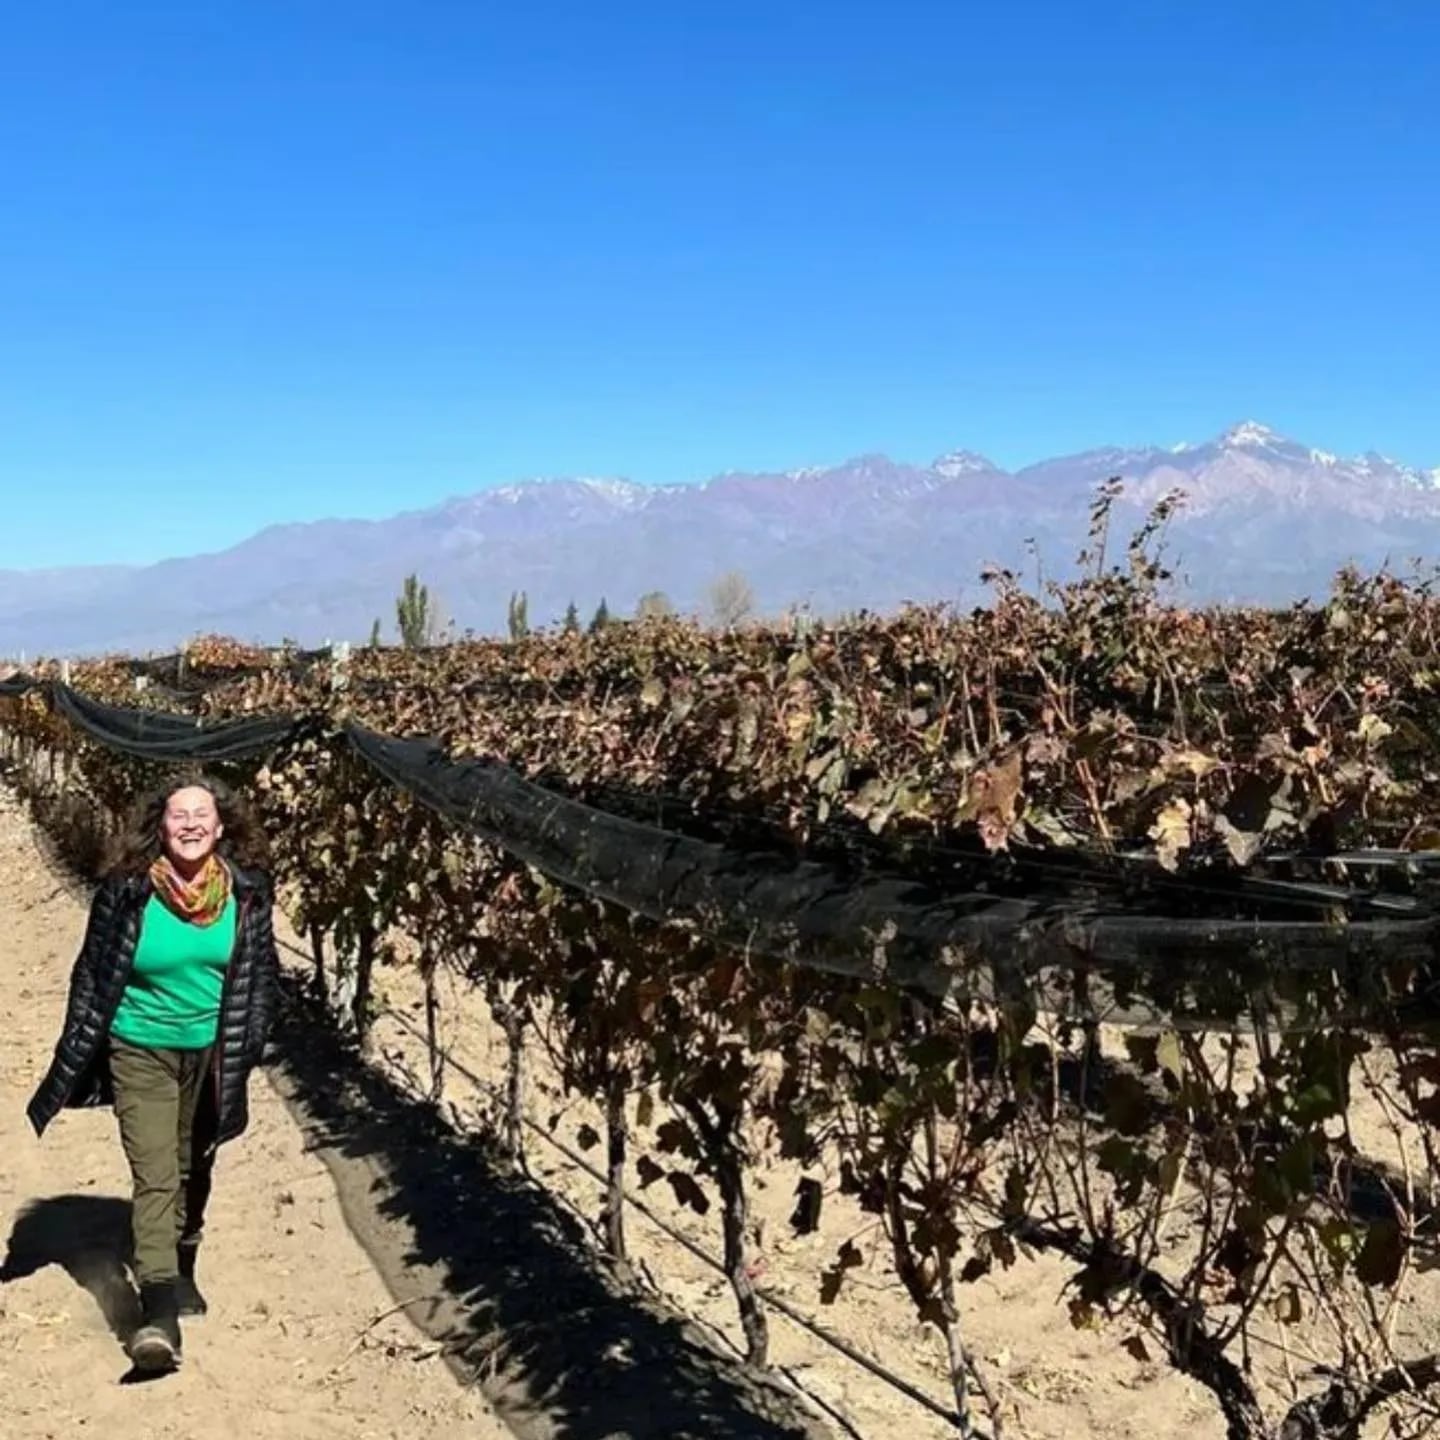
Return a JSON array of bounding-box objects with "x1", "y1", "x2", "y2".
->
[{"x1": 6, "y1": 552, "x2": 1440, "y2": 1438}]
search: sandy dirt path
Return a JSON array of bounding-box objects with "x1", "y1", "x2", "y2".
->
[{"x1": 0, "y1": 788, "x2": 512, "y2": 1440}]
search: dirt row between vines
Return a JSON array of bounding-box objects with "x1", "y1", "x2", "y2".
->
[{"x1": 0, "y1": 788, "x2": 510, "y2": 1440}]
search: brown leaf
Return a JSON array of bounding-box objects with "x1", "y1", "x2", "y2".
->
[
  {"x1": 1162, "y1": 748, "x2": 1220, "y2": 779},
  {"x1": 1122, "y1": 1335, "x2": 1153, "y2": 1363},
  {"x1": 1214, "y1": 814, "x2": 1263, "y2": 867},
  {"x1": 1149, "y1": 797, "x2": 1193, "y2": 871},
  {"x1": 963, "y1": 749, "x2": 1024, "y2": 851}
]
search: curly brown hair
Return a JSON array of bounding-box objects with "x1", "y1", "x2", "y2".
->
[{"x1": 107, "y1": 774, "x2": 271, "y2": 877}]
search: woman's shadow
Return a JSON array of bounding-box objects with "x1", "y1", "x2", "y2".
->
[{"x1": 0, "y1": 1194, "x2": 154, "y2": 1378}]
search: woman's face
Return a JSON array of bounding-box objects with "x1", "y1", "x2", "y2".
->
[{"x1": 160, "y1": 785, "x2": 224, "y2": 871}]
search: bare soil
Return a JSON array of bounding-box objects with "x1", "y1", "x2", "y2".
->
[
  {"x1": 363, "y1": 954, "x2": 1231, "y2": 1440},
  {"x1": 0, "y1": 789, "x2": 510, "y2": 1440}
]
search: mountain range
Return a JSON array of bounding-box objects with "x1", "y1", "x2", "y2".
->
[{"x1": 4, "y1": 421, "x2": 1439, "y2": 656}]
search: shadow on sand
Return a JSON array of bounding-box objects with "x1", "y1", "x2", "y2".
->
[
  {"x1": 267, "y1": 979, "x2": 833, "y2": 1440},
  {"x1": 2, "y1": 1192, "x2": 140, "y2": 1344}
]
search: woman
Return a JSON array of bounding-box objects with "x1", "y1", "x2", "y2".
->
[{"x1": 27, "y1": 776, "x2": 280, "y2": 1374}]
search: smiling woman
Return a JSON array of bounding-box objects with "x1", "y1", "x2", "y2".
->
[{"x1": 26, "y1": 775, "x2": 279, "y2": 1376}]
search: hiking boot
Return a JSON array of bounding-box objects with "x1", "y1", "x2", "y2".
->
[
  {"x1": 130, "y1": 1281, "x2": 182, "y2": 1372},
  {"x1": 176, "y1": 1243, "x2": 208, "y2": 1318}
]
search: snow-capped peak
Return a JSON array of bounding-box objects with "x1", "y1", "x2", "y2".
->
[
  {"x1": 472, "y1": 476, "x2": 648, "y2": 508},
  {"x1": 931, "y1": 449, "x2": 998, "y2": 478},
  {"x1": 1220, "y1": 420, "x2": 1284, "y2": 449},
  {"x1": 1387, "y1": 461, "x2": 1440, "y2": 490},
  {"x1": 578, "y1": 477, "x2": 648, "y2": 508}
]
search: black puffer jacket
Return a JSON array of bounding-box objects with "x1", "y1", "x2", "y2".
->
[{"x1": 27, "y1": 865, "x2": 280, "y2": 1147}]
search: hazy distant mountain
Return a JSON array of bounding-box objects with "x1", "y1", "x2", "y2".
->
[{"x1": 4, "y1": 421, "x2": 1439, "y2": 655}]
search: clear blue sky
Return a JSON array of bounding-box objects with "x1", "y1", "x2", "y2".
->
[{"x1": 3, "y1": 1, "x2": 1437, "y2": 569}]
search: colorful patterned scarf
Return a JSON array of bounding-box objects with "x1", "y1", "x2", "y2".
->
[{"x1": 149, "y1": 853, "x2": 233, "y2": 927}]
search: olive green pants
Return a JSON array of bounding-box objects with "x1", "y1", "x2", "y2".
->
[{"x1": 109, "y1": 1041, "x2": 218, "y2": 1286}]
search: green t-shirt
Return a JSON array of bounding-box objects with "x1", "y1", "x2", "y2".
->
[{"x1": 110, "y1": 894, "x2": 238, "y2": 1051}]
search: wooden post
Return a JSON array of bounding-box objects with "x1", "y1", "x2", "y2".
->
[
  {"x1": 424, "y1": 954, "x2": 444, "y2": 1103},
  {"x1": 352, "y1": 922, "x2": 376, "y2": 1040},
  {"x1": 309, "y1": 925, "x2": 328, "y2": 1002},
  {"x1": 604, "y1": 1073, "x2": 629, "y2": 1263}
]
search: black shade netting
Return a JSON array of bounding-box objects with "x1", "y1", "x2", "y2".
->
[
  {"x1": 50, "y1": 683, "x2": 299, "y2": 761},
  {"x1": 345, "y1": 724, "x2": 1440, "y2": 1031},
  {"x1": 6, "y1": 675, "x2": 1440, "y2": 1030}
]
